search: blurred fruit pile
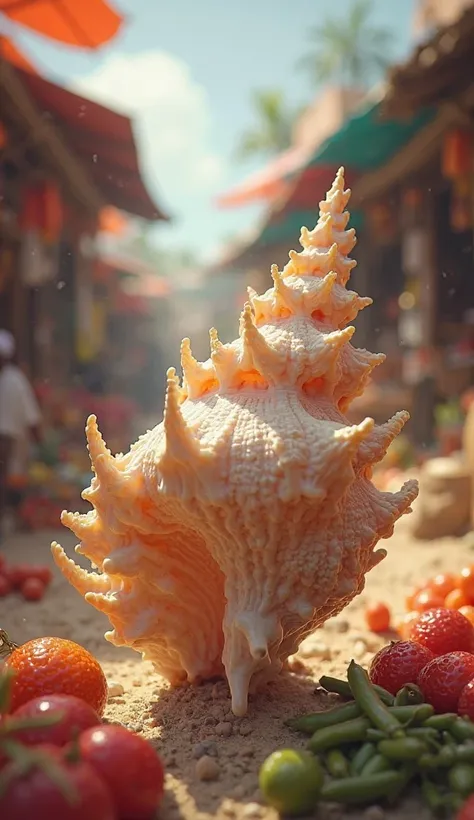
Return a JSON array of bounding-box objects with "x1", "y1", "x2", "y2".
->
[
  {"x1": 9, "y1": 385, "x2": 139, "y2": 531},
  {"x1": 402, "y1": 567, "x2": 474, "y2": 630},
  {"x1": 0, "y1": 555, "x2": 52, "y2": 602},
  {"x1": 0, "y1": 633, "x2": 165, "y2": 819}
]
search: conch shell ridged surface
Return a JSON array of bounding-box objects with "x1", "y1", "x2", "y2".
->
[{"x1": 52, "y1": 169, "x2": 419, "y2": 715}]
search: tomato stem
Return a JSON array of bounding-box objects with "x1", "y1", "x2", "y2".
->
[{"x1": 0, "y1": 630, "x2": 19, "y2": 660}]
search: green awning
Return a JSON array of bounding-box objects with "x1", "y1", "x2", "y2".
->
[{"x1": 309, "y1": 101, "x2": 434, "y2": 171}]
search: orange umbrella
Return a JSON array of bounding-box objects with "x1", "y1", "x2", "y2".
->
[{"x1": 0, "y1": 0, "x2": 123, "y2": 49}]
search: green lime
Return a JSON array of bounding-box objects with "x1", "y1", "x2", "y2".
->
[{"x1": 259, "y1": 749, "x2": 324, "y2": 815}]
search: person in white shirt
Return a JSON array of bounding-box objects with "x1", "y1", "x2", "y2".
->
[{"x1": 0, "y1": 330, "x2": 42, "y2": 537}]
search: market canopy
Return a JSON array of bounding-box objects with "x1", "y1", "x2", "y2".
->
[
  {"x1": 215, "y1": 144, "x2": 311, "y2": 209},
  {"x1": 0, "y1": 0, "x2": 122, "y2": 48},
  {"x1": 306, "y1": 99, "x2": 434, "y2": 171},
  {"x1": 218, "y1": 98, "x2": 435, "y2": 268},
  {"x1": 16, "y1": 67, "x2": 169, "y2": 221}
]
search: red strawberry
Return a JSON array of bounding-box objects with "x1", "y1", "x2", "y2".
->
[
  {"x1": 418, "y1": 652, "x2": 474, "y2": 712},
  {"x1": 410, "y1": 608, "x2": 474, "y2": 656},
  {"x1": 9, "y1": 694, "x2": 100, "y2": 747},
  {"x1": 77, "y1": 724, "x2": 165, "y2": 819},
  {"x1": 369, "y1": 640, "x2": 435, "y2": 695},
  {"x1": 458, "y1": 795, "x2": 474, "y2": 820},
  {"x1": 458, "y1": 679, "x2": 474, "y2": 721}
]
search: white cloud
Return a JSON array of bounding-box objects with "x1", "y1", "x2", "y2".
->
[{"x1": 71, "y1": 51, "x2": 225, "y2": 209}]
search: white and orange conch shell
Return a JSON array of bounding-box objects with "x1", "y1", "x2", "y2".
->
[{"x1": 52, "y1": 169, "x2": 418, "y2": 715}]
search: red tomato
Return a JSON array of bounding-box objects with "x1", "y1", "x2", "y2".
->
[
  {"x1": 445, "y1": 589, "x2": 470, "y2": 610},
  {"x1": 0, "y1": 744, "x2": 115, "y2": 820},
  {"x1": 4, "y1": 564, "x2": 31, "y2": 589},
  {"x1": 412, "y1": 589, "x2": 445, "y2": 613},
  {"x1": 364, "y1": 602, "x2": 391, "y2": 633},
  {"x1": 20, "y1": 578, "x2": 46, "y2": 602},
  {"x1": 428, "y1": 573, "x2": 457, "y2": 601},
  {"x1": 9, "y1": 694, "x2": 100, "y2": 747},
  {"x1": 77, "y1": 725, "x2": 165, "y2": 819},
  {"x1": 25, "y1": 566, "x2": 53, "y2": 586},
  {"x1": 458, "y1": 568, "x2": 474, "y2": 605}
]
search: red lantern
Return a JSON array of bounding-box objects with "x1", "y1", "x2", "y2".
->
[
  {"x1": 18, "y1": 185, "x2": 42, "y2": 230},
  {"x1": 442, "y1": 129, "x2": 473, "y2": 179},
  {"x1": 40, "y1": 181, "x2": 64, "y2": 242}
]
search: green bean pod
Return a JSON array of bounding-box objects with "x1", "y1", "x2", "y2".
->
[
  {"x1": 286, "y1": 702, "x2": 361, "y2": 735},
  {"x1": 390, "y1": 704, "x2": 435, "y2": 724},
  {"x1": 406, "y1": 727, "x2": 440, "y2": 751},
  {"x1": 394, "y1": 683, "x2": 424, "y2": 706},
  {"x1": 388, "y1": 762, "x2": 419, "y2": 806},
  {"x1": 320, "y1": 770, "x2": 404, "y2": 805},
  {"x1": 419, "y1": 753, "x2": 445, "y2": 771},
  {"x1": 448, "y1": 762, "x2": 474, "y2": 796},
  {"x1": 319, "y1": 674, "x2": 394, "y2": 706},
  {"x1": 421, "y1": 778, "x2": 446, "y2": 815},
  {"x1": 347, "y1": 661, "x2": 403, "y2": 737},
  {"x1": 438, "y1": 745, "x2": 457, "y2": 767},
  {"x1": 325, "y1": 749, "x2": 350, "y2": 778},
  {"x1": 307, "y1": 716, "x2": 370, "y2": 753},
  {"x1": 366, "y1": 728, "x2": 386, "y2": 742},
  {"x1": 378, "y1": 737, "x2": 427, "y2": 761},
  {"x1": 349, "y1": 742, "x2": 376, "y2": 775},
  {"x1": 449, "y1": 718, "x2": 474, "y2": 743},
  {"x1": 361, "y1": 754, "x2": 392, "y2": 776},
  {"x1": 423, "y1": 713, "x2": 458, "y2": 730},
  {"x1": 454, "y1": 744, "x2": 474, "y2": 764},
  {"x1": 405, "y1": 727, "x2": 438, "y2": 740}
]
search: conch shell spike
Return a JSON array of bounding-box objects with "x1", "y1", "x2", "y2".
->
[
  {"x1": 86, "y1": 415, "x2": 111, "y2": 468},
  {"x1": 209, "y1": 327, "x2": 222, "y2": 355},
  {"x1": 271, "y1": 264, "x2": 300, "y2": 313},
  {"x1": 240, "y1": 303, "x2": 286, "y2": 382},
  {"x1": 51, "y1": 541, "x2": 110, "y2": 595},
  {"x1": 357, "y1": 411, "x2": 410, "y2": 469},
  {"x1": 324, "y1": 325, "x2": 355, "y2": 349}
]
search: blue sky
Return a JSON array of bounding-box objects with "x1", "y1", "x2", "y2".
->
[{"x1": 3, "y1": 0, "x2": 417, "y2": 262}]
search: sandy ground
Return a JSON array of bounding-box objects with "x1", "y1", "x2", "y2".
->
[{"x1": 1, "y1": 516, "x2": 474, "y2": 820}]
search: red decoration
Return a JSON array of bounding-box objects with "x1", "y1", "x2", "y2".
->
[
  {"x1": 401, "y1": 187, "x2": 423, "y2": 209},
  {"x1": 19, "y1": 185, "x2": 42, "y2": 231},
  {"x1": 0, "y1": 122, "x2": 7, "y2": 150},
  {"x1": 40, "y1": 181, "x2": 64, "y2": 242},
  {"x1": 442, "y1": 129, "x2": 473, "y2": 179},
  {"x1": 18, "y1": 181, "x2": 64, "y2": 241}
]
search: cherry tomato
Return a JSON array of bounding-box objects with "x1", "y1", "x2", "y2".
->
[
  {"x1": 445, "y1": 589, "x2": 470, "y2": 610},
  {"x1": 428, "y1": 573, "x2": 457, "y2": 601},
  {"x1": 364, "y1": 602, "x2": 391, "y2": 633},
  {"x1": 20, "y1": 578, "x2": 46, "y2": 602},
  {"x1": 413, "y1": 589, "x2": 445, "y2": 613},
  {"x1": 458, "y1": 568, "x2": 474, "y2": 605}
]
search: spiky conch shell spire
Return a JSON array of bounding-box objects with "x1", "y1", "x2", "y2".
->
[{"x1": 52, "y1": 167, "x2": 419, "y2": 717}]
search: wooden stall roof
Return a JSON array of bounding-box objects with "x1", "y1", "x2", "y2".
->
[
  {"x1": 383, "y1": 5, "x2": 474, "y2": 118},
  {"x1": 17, "y1": 68, "x2": 169, "y2": 221}
]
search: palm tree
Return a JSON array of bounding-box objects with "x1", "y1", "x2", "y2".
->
[
  {"x1": 236, "y1": 89, "x2": 295, "y2": 161},
  {"x1": 299, "y1": 0, "x2": 392, "y2": 88}
]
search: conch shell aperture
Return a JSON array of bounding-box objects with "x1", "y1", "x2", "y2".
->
[{"x1": 52, "y1": 169, "x2": 419, "y2": 716}]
